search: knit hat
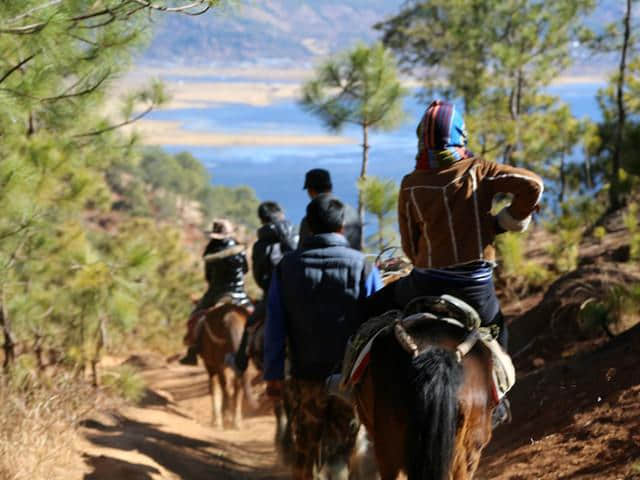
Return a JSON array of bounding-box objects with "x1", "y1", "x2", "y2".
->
[{"x1": 416, "y1": 100, "x2": 473, "y2": 170}]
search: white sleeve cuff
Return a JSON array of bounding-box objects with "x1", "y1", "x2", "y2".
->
[{"x1": 497, "y1": 207, "x2": 531, "y2": 232}]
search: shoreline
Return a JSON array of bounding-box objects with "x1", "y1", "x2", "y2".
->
[
  {"x1": 123, "y1": 119, "x2": 356, "y2": 147},
  {"x1": 114, "y1": 65, "x2": 606, "y2": 148}
]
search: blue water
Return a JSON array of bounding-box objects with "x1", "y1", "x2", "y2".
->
[{"x1": 157, "y1": 82, "x2": 604, "y2": 230}]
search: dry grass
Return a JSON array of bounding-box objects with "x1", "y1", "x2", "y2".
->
[{"x1": 0, "y1": 369, "x2": 96, "y2": 480}]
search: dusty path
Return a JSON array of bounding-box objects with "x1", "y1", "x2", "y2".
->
[{"x1": 80, "y1": 357, "x2": 289, "y2": 480}]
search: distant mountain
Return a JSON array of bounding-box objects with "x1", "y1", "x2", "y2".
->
[
  {"x1": 143, "y1": 0, "x2": 628, "y2": 68},
  {"x1": 144, "y1": 0, "x2": 404, "y2": 65}
]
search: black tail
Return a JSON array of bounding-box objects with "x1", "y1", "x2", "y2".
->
[{"x1": 407, "y1": 346, "x2": 463, "y2": 480}]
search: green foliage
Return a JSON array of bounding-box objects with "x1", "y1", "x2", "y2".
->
[
  {"x1": 547, "y1": 228, "x2": 581, "y2": 273},
  {"x1": 593, "y1": 226, "x2": 607, "y2": 243},
  {"x1": 101, "y1": 365, "x2": 146, "y2": 404},
  {"x1": 496, "y1": 232, "x2": 553, "y2": 294},
  {"x1": 584, "y1": 2, "x2": 640, "y2": 207},
  {"x1": 578, "y1": 283, "x2": 640, "y2": 335},
  {"x1": 109, "y1": 148, "x2": 260, "y2": 229},
  {"x1": 623, "y1": 202, "x2": 640, "y2": 260},
  {"x1": 0, "y1": 1, "x2": 225, "y2": 377},
  {"x1": 358, "y1": 176, "x2": 399, "y2": 251},
  {"x1": 543, "y1": 195, "x2": 607, "y2": 273},
  {"x1": 300, "y1": 43, "x2": 407, "y2": 132},
  {"x1": 378, "y1": 0, "x2": 595, "y2": 195},
  {"x1": 301, "y1": 43, "x2": 408, "y2": 240}
]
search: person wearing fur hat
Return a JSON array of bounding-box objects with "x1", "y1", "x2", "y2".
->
[
  {"x1": 180, "y1": 218, "x2": 251, "y2": 366},
  {"x1": 360, "y1": 100, "x2": 544, "y2": 425}
]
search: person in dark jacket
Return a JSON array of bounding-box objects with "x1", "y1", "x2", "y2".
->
[
  {"x1": 227, "y1": 201, "x2": 297, "y2": 373},
  {"x1": 180, "y1": 219, "x2": 251, "y2": 366},
  {"x1": 299, "y1": 168, "x2": 362, "y2": 250},
  {"x1": 264, "y1": 195, "x2": 383, "y2": 479}
]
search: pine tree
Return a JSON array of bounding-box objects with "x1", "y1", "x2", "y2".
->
[
  {"x1": 358, "y1": 176, "x2": 399, "y2": 251},
  {"x1": 377, "y1": 0, "x2": 595, "y2": 181},
  {"x1": 0, "y1": 1, "x2": 220, "y2": 371},
  {"x1": 300, "y1": 43, "x2": 407, "y2": 247},
  {"x1": 584, "y1": 0, "x2": 639, "y2": 209}
]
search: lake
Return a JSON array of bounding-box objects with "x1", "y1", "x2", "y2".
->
[{"x1": 155, "y1": 82, "x2": 604, "y2": 230}]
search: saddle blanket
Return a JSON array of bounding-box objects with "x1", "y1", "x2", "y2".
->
[{"x1": 341, "y1": 302, "x2": 515, "y2": 402}]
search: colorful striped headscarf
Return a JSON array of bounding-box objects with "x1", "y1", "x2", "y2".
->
[{"x1": 416, "y1": 100, "x2": 473, "y2": 170}]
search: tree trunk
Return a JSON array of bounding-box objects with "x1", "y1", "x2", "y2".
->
[
  {"x1": 610, "y1": 0, "x2": 632, "y2": 210},
  {"x1": 584, "y1": 154, "x2": 593, "y2": 190},
  {"x1": 377, "y1": 213, "x2": 385, "y2": 252},
  {"x1": 357, "y1": 124, "x2": 370, "y2": 250},
  {"x1": 559, "y1": 151, "x2": 566, "y2": 204},
  {"x1": 0, "y1": 288, "x2": 16, "y2": 372},
  {"x1": 91, "y1": 315, "x2": 107, "y2": 387}
]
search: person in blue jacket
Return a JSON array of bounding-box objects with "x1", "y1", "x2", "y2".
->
[{"x1": 263, "y1": 194, "x2": 382, "y2": 480}]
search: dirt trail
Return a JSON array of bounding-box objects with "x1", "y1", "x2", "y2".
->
[{"x1": 79, "y1": 358, "x2": 289, "y2": 480}]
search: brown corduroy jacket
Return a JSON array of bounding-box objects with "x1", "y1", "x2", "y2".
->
[{"x1": 398, "y1": 157, "x2": 543, "y2": 269}]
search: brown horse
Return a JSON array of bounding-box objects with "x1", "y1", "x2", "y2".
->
[
  {"x1": 353, "y1": 320, "x2": 495, "y2": 480},
  {"x1": 198, "y1": 302, "x2": 256, "y2": 429}
]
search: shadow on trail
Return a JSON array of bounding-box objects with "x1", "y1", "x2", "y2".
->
[
  {"x1": 81, "y1": 416, "x2": 286, "y2": 480},
  {"x1": 83, "y1": 454, "x2": 160, "y2": 480}
]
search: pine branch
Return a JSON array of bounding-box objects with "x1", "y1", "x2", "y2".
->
[
  {"x1": 7, "y1": 0, "x2": 62, "y2": 23},
  {"x1": 129, "y1": 0, "x2": 213, "y2": 15},
  {"x1": 0, "y1": 22, "x2": 48, "y2": 34},
  {"x1": 41, "y1": 71, "x2": 111, "y2": 102},
  {"x1": 0, "y1": 53, "x2": 38, "y2": 85},
  {"x1": 73, "y1": 106, "x2": 153, "y2": 138}
]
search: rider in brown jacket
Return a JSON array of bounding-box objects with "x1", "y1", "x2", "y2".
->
[{"x1": 362, "y1": 100, "x2": 543, "y2": 425}]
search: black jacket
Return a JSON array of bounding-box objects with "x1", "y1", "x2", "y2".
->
[
  {"x1": 299, "y1": 194, "x2": 362, "y2": 250},
  {"x1": 277, "y1": 233, "x2": 371, "y2": 380},
  {"x1": 203, "y1": 237, "x2": 248, "y2": 298},
  {"x1": 251, "y1": 220, "x2": 297, "y2": 293}
]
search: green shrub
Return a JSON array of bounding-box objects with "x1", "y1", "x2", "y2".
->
[
  {"x1": 100, "y1": 365, "x2": 146, "y2": 404},
  {"x1": 593, "y1": 226, "x2": 607, "y2": 243},
  {"x1": 623, "y1": 202, "x2": 640, "y2": 261},
  {"x1": 547, "y1": 227, "x2": 581, "y2": 273},
  {"x1": 495, "y1": 232, "x2": 524, "y2": 276},
  {"x1": 578, "y1": 284, "x2": 640, "y2": 335},
  {"x1": 496, "y1": 232, "x2": 553, "y2": 292}
]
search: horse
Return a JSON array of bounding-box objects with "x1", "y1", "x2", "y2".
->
[
  {"x1": 353, "y1": 319, "x2": 495, "y2": 480},
  {"x1": 197, "y1": 302, "x2": 257, "y2": 429},
  {"x1": 246, "y1": 314, "x2": 295, "y2": 465}
]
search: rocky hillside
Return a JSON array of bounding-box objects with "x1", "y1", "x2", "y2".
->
[
  {"x1": 144, "y1": 0, "x2": 404, "y2": 65},
  {"x1": 143, "y1": 0, "x2": 625, "y2": 66}
]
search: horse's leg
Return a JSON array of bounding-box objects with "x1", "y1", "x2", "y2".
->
[
  {"x1": 355, "y1": 371, "x2": 403, "y2": 480},
  {"x1": 220, "y1": 367, "x2": 234, "y2": 425},
  {"x1": 232, "y1": 373, "x2": 244, "y2": 429},
  {"x1": 280, "y1": 392, "x2": 294, "y2": 466},
  {"x1": 451, "y1": 401, "x2": 492, "y2": 480},
  {"x1": 210, "y1": 372, "x2": 224, "y2": 429}
]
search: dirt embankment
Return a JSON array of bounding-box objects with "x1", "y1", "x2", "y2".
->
[
  {"x1": 479, "y1": 205, "x2": 640, "y2": 479},
  {"x1": 78, "y1": 206, "x2": 640, "y2": 480}
]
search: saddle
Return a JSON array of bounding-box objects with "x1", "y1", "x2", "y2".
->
[
  {"x1": 341, "y1": 295, "x2": 515, "y2": 402},
  {"x1": 184, "y1": 293, "x2": 253, "y2": 346}
]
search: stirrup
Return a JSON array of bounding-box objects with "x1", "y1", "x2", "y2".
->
[
  {"x1": 224, "y1": 352, "x2": 243, "y2": 376},
  {"x1": 492, "y1": 397, "x2": 512, "y2": 429}
]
